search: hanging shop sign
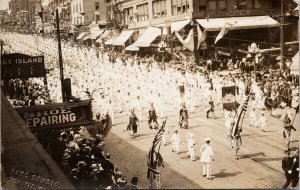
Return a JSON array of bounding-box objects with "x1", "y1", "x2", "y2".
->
[
  {"x1": 15, "y1": 100, "x2": 93, "y2": 131},
  {"x1": 1, "y1": 53, "x2": 46, "y2": 79},
  {"x1": 217, "y1": 51, "x2": 231, "y2": 57},
  {"x1": 222, "y1": 86, "x2": 236, "y2": 111}
]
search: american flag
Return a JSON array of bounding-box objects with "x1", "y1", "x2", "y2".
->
[
  {"x1": 231, "y1": 95, "x2": 250, "y2": 138},
  {"x1": 147, "y1": 119, "x2": 166, "y2": 179}
]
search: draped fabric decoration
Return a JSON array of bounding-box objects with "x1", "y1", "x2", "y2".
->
[
  {"x1": 197, "y1": 25, "x2": 207, "y2": 49},
  {"x1": 175, "y1": 29, "x2": 194, "y2": 51},
  {"x1": 215, "y1": 22, "x2": 235, "y2": 44}
]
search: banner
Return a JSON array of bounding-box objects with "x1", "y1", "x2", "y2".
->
[
  {"x1": 222, "y1": 86, "x2": 236, "y2": 111},
  {"x1": 1, "y1": 53, "x2": 46, "y2": 79},
  {"x1": 15, "y1": 100, "x2": 93, "y2": 131}
]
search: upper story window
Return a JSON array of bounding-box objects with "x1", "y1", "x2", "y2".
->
[
  {"x1": 208, "y1": 0, "x2": 226, "y2": 11},
  {"x1": 137, "y1": 3, "x2": 149, "y2": 21},
  {"x1": 153, "y1": 0, "x2": 167, "y2": 18},
  {"x1": 95, "y1": 2, "x2": 100, "y2": 10},
  {"x1": 123, "y1": 7, "x2": 134, "y2": 25},
  {"x1": 172, "y1": 0, "x2": 190, "y2": 15}
]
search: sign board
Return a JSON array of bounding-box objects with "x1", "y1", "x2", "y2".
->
[
  {"x1": 222, "y1": 86, "x2": 236, "y2": 111},
  {"x1": 1, "y1": 53, "x2": 46, "y2": 79},
  {"x1": 15, "y1": 100, "x2": 93, "y2": 131}
]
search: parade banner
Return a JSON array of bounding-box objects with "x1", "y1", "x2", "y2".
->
[
  {"x1": 222, "y1": 86, "x2": 236, "y2": 111},
  {"x1": 15, "y1": 100, "x2": 92, "y2": 131},
  {"x1": 1, "y1": 53, "x2": 46, "y2": 79}
]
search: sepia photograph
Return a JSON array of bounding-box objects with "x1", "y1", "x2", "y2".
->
[{"x1": 0, "y1": 0, "x2": 299, "y2": 189}]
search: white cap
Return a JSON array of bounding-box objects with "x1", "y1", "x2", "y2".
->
[{"x1": 205, "y1": 137, "x2": 211, "y2": 141}]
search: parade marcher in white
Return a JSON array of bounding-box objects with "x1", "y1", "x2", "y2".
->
[
  {"x1": 249, "y1": 108, "x2": 257, "y2": 127},
  {"x1": 171, "y1": 128, "x2": 181, "y2": 154},
  {"x1": 257, "y1": 113, "x2": 268, "y2": 132},
  {"x1": 186, "y1": 132, "x2": 197, "y2": 161},
  {"x1": 200, "y1": 137, "x2": 214, "y2": 180}
]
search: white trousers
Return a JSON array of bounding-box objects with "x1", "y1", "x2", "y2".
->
[{"x1": 202, "y1": 162, "x2": 212, "y2": 178}]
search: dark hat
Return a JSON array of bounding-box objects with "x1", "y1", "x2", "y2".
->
[{"x1": 284, "y1": 150, "x2": 290, "y2": 155}]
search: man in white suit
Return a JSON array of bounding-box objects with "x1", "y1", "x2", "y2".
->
[{"x1": 200, "y1": 137, "x2": 214, "y2": 180}]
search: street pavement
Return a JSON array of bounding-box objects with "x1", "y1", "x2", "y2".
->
[{"x1": 103, "y1": 99, "x2": 299, "y2": 189}]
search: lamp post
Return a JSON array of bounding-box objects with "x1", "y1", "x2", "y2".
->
[
  {"x1": 248, "y1": 43, "x2": 260, "y2": 82},
  {"x1": 158, "y1": 40, "x2": 167, "y2": 70}
]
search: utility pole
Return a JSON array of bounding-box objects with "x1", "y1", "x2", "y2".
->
[
  {"x1": 280, "y1": 0, "x2": 285, "y2": 70},
  {"x1": 192, "y1": 19, "x2": 199, "y2": 65},
  {"x1": 40, "y1": 0, "x2": 44, "y2": 37},
  {"x1": 56, "y1": 9, "x2": 66, "y2": 102}
]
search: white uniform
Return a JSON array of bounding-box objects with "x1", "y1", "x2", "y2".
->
[
  {"x1": 249, "y1": 110, "x2": 257, "y2": 127},
  {"x1": 200, "y1": 143, "x2": 214, "y2": 179},
  {"x1": 257, "y1": 115, "x2": 268, "y2": 131},
  {"x1": 171, "y1": 131, "x2": 181, "y2": 154},
  {"x1": 187, "y1": 132, "x2": 196, "y2": 161}
]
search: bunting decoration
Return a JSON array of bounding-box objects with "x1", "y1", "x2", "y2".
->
[
  {"x1": 175, "y1": 29, "x2": 194, "y2": 51},
  {"x1": 215, "y1": 23, "x2": 234, "y2": 44},
  {"x1": 197, "y1": 25, "x2": 207, "y2": 49}
]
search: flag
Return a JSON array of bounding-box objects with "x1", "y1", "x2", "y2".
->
[
  {"x1": 175, "y1": 29, "x2": 194, "y2": 51},
  {"x1": 147, "y1": 119, "x2": 166, "y2": 180},
  {"x1": 215, "y1": 23, "x2": 234, "y2": 44},
  {"x1": 231, "y1": 95, "x2": 250, "y2": 138},
  {"x1": 197, "y1": 25, "x2": 207, "y2": 49}
]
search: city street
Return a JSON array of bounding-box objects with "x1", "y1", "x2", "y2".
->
[{"x1": 104, "y1": 101, "x2": 299, "y2": 189}]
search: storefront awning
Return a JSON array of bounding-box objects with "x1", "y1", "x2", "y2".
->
[
  {"x1": 105, "y1": 38, "x2": 115, "y2": 45},
  {"x1": 130, "y1": 27, "x2": 161, "y2": 47},
  {"x1": 171, "y1": 20, "x2": 191, "y2": 33},
  {"x1": 76, "y1": 32, "x2": 87, "y2": 40},
  {"x1": 196, "y1": 16, "x2": 279, "y2": 31},
  {"x1": 83, "y1": 30, "x2": 104, "y2": 41},
  {"x1": 112, "y1": 30, "x2": 135, "y2": 46},
  {"x1": 125, "y1": 43, "x2": 139, "y2": 51}
]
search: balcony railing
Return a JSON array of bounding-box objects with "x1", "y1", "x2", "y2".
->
[{"x1": 193, "y1": 9, "x2": 281, "y2": 18}]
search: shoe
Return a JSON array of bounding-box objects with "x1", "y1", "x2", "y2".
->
[
  {"x1": 203, "y1": 175, "x2": 206, "y2": 177},
  {"x1": 207, "y1": 177, "x2": 213, "y2": 180},
  {"x1": 172, "y1": 149, "x2": 174, "y2": 152}
]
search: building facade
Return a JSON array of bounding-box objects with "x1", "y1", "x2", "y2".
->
[
  {"x1": 119, "y1": 0, "x2": 281, "y2": 30},
  {"x1": 70, "y1": 0, "x2": 108, "y2": 26}
]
